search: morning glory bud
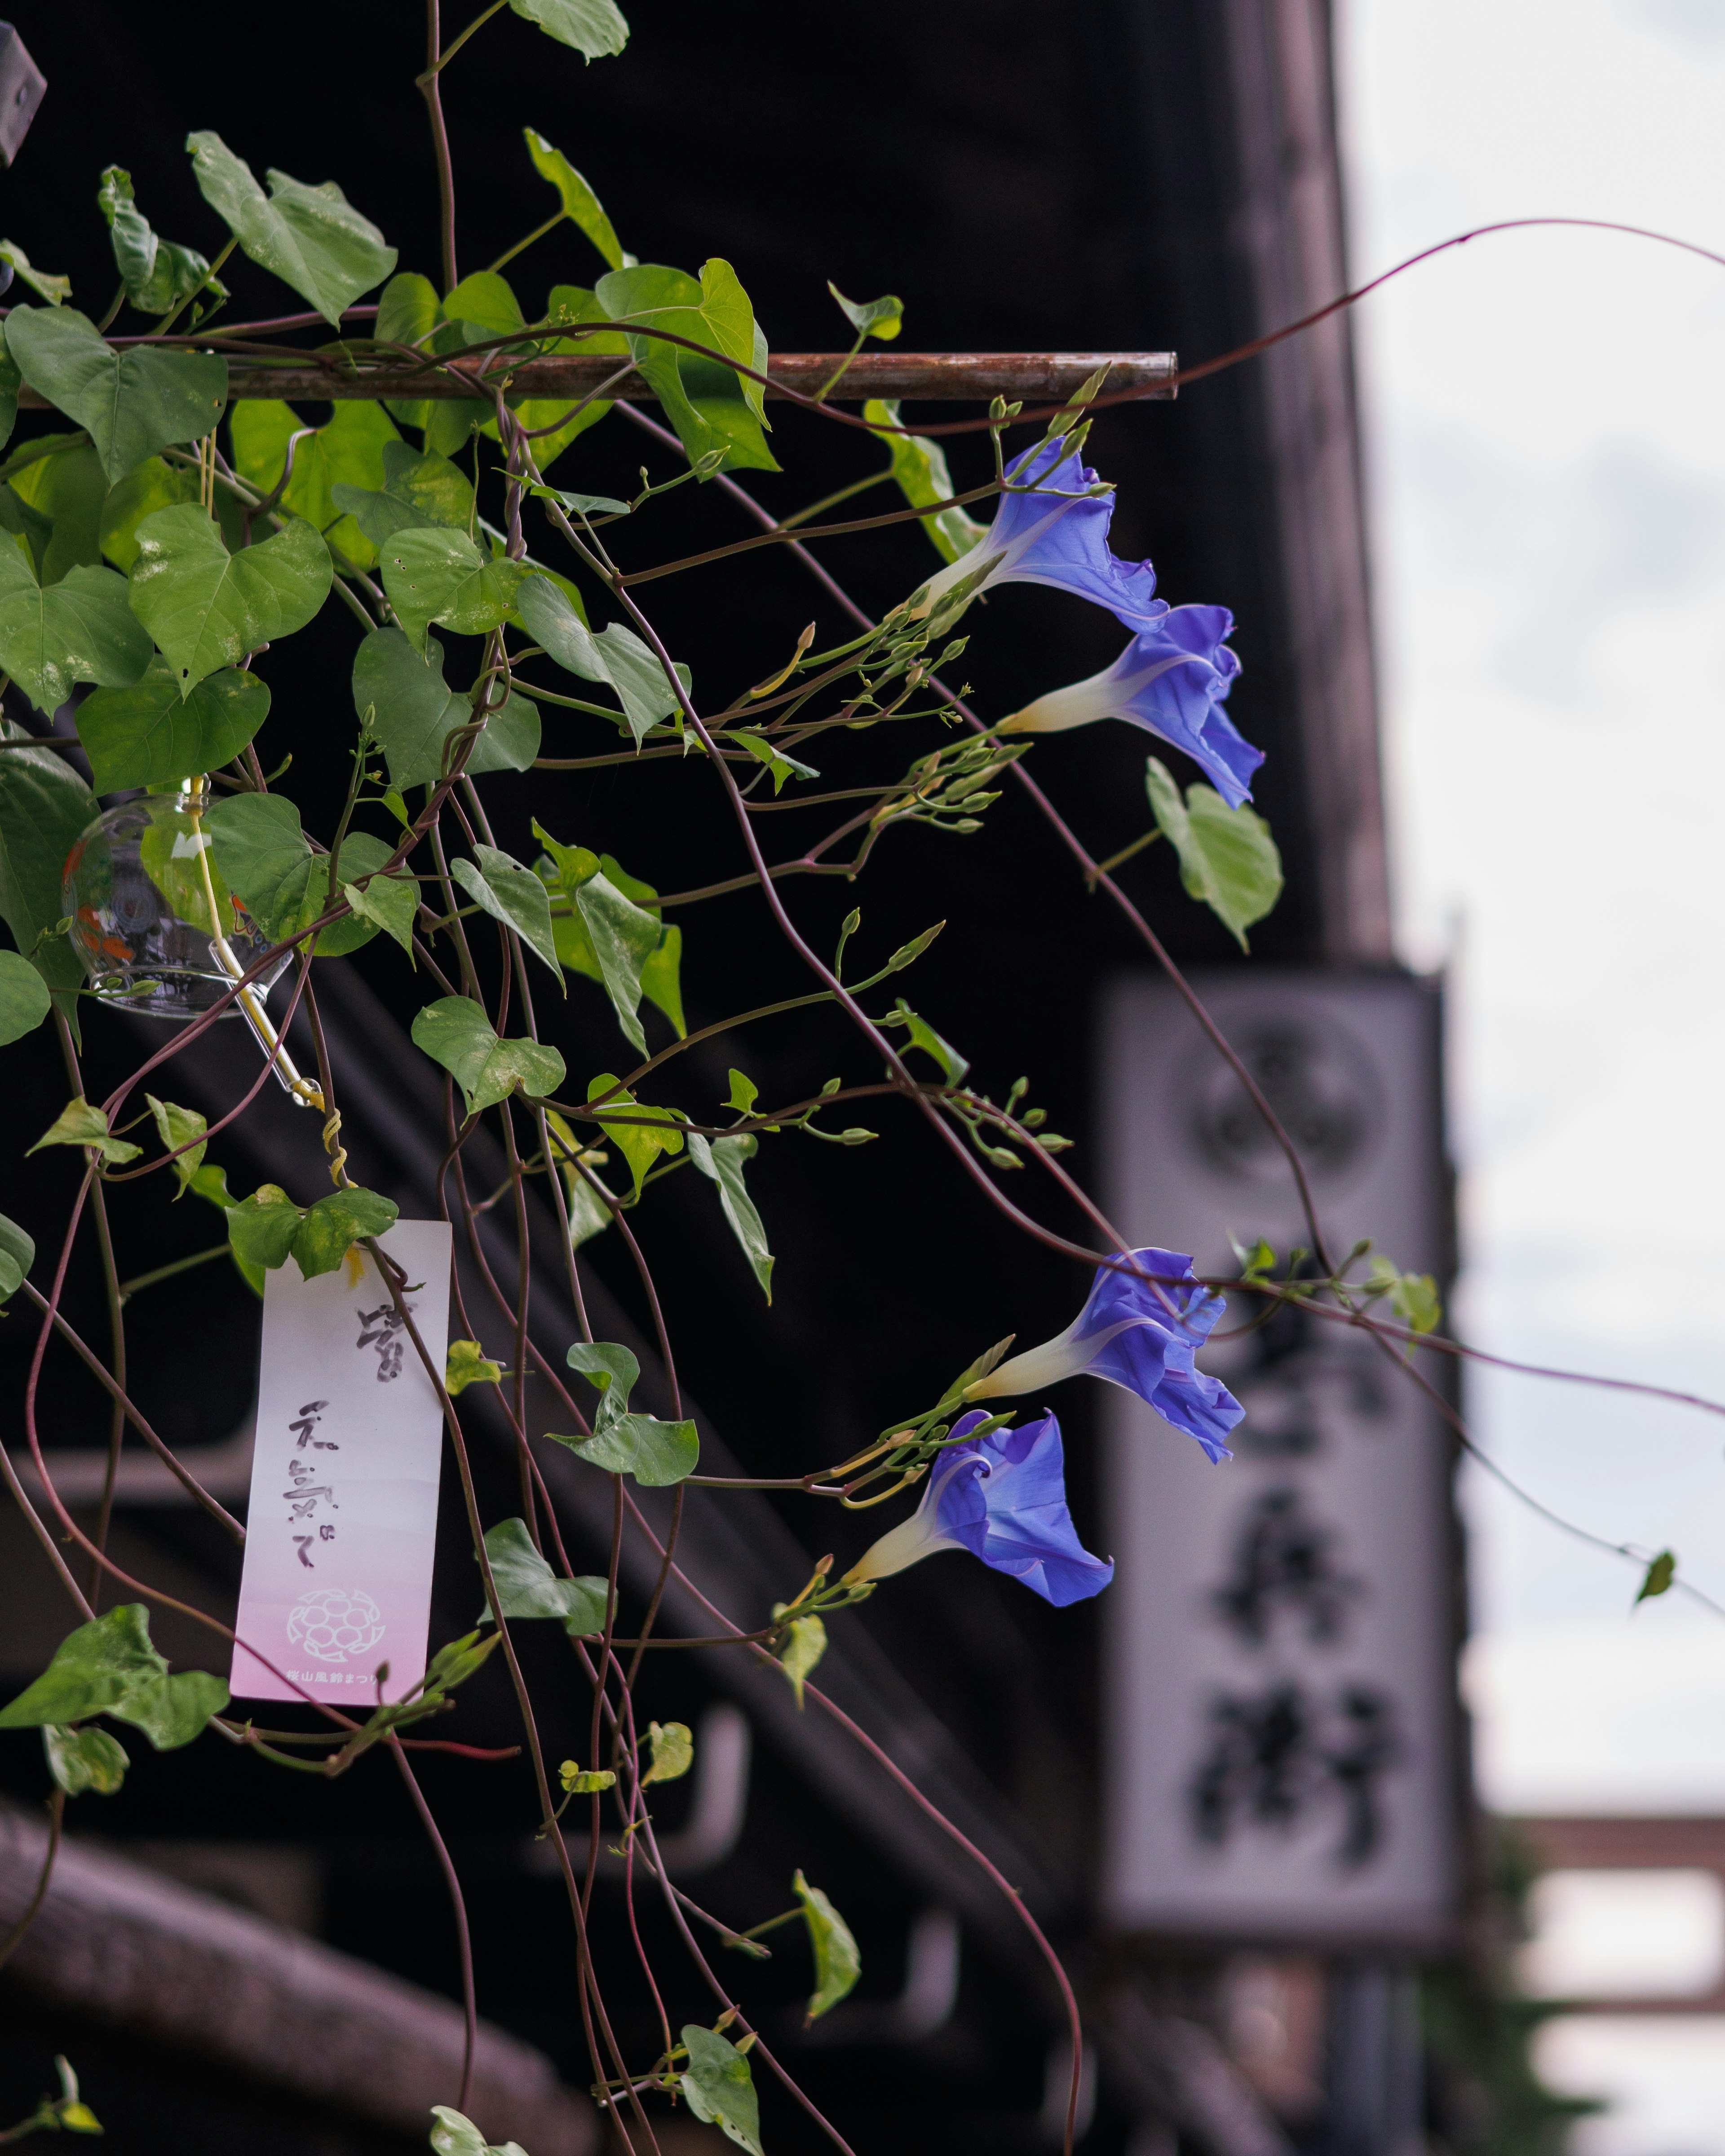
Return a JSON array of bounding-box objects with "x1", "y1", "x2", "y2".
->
[
  {"x1": 966, "y1": 1248, "x2": 1243, "y2": 1462},
  {"x1": 842, "y1": 1410, "x2": 1113, "y2": 1607},
  {"x1": 908, "y1": 436, "x2": 1167, "y2": 632},
  {"x1": 998, "y1": 610, "x2": 1261, "y2": 808}
]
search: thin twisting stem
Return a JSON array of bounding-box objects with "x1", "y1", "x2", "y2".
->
[
  {"x1": 0, "y1": 1791, "x2": 64, "y2": 1973},
  {"x1": 84, "y1": 1179, "x2": 127, "y2": 1609},
  {"x1": 390, "y1": 1737, "x2": 478, "y2": 2110},
  {"x1": 421, "y1": 0, "x2": 459, "y2": 290}
]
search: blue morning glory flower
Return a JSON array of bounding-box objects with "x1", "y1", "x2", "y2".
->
[
  {"x1": 966, "y1": 1248, "x2": 1243, "y2": 1462},
  {"x1": 910, "y1": 435, "x2": 1167, "y2": 632},
  {"x1": 999, "y1": 609, "x2": 1261, "y2": 807},
  {"x1": 843, "y1": 1409, "x2": 1113, "y2": 1607}
]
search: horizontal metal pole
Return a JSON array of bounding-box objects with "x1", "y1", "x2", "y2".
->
[{"x1": 17, "y1": 349, "x2": 1176, "y2": 408}]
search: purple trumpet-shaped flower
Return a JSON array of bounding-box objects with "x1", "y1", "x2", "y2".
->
[
  {"x1": 999, "y1": 610, "x2": 1261, "y2": 808},
  {"x1": 911, "y1": 434, "x2": 1167, "y2": 633},
  {"x1": 843, "y1": 1409, "x2": 1113, "y2": 1607},
  {"x1": 967, "y1": 1248, "x2": 1243, "y2": 1462}
]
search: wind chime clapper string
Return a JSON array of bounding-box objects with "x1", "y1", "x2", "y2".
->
[
  {"x1": 181, "y1": 440, "x2": 317, "y2": 1104},
  {"x1": 183, "y1": 773, "x2": 323, "y2": 1109}
]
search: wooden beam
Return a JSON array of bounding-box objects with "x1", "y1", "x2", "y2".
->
[
  {"x1": 17, "y1": 350, "x2": 1176, "y2": 408},
  {"x1": 1508, "y1": 1816, "x2": 1725, "y2": 2013},
  {"x1": 1219, "y1": 0, "x2": 1388, "y2": 961},
  {"x1": 1515, "y1": 1814, "x2": 1725, "y2": 1872},
  {"x1": 0, "y1": 1803, "x2": 594, "y2": 2154}
]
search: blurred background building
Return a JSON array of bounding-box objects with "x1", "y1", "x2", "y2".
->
[{"x1": 4, "y1": 0, "x2": 1721, "y2": 2152}]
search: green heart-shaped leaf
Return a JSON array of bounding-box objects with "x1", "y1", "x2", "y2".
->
[
  {"x1": 350, "y1": 628, "x2": 536, "y2": 788},
  {"x1": 145, "y1": 1093, "x2": 208, "y2": 1194},
  {"x1": 111, "y1": 1666, "x2": 230, "y2": 1750},
  {"x1": 380, "y1": 526, "x2": 531, "y2": 652},
  {"x1": 344, "y1": 868, "x2": 418, "y2": 958},
  {"x1": 451, "y1": 844, "x2": 562, "y2": 982},
  {"x1": 4, "y1": 306, "x2": 229, "y2": 484},
  {"x1": 77, "y1": 655, "x2": 270, "y2": 791},
  {"x1": 446, "y1": 1339, "x2": 505, "y2": 1394},
  {"x1": 828, "y1": 283, "x2": 902, "y2": 342},
  {"x1": 0, "y1": 721, "x2": 93, "y2": 1035},
  {"x1": 410, "y1": 996, "x2": 566, "y2": 1114},
  {"x1": 0, "y1": 1604, "x2": 166, "y2": 1727},
  {"x1": 376, "y1": 272, "x2": 440, "y2": 349},
  {"x1": 0, "y1": 1209, "x2": 35, "y2": 1309},
  {"x1": 0, "y1": 241, "x2": 70, "y2": 308},
  {"x1": 594, "y1": 259, "x2": 776, "y2": 473},
  {"x1": 0, "y1": 1603, "x2": 226, "y2": 1751},
  {"x1": 187, "y1": 133, "x2": 398, "y2": 327},
  {"x1": 429, "y1": 2109, "x2": 517, "y2": 2156},
  {"x1": 313, "y1": 831, "x2": 413, "y2": 957},
  {"x1": 330, "y1": 437, "x2": 474, "y2": 546},
  {"x1": 477, "y1": 1518, "x2": 609, "y2": 1632},
  {"x1": 0, "y1": 541, "x2": 151, "y2": 714},
  {"x1": 559, "y1": 1410, "x2": 699, "y2": 1486},
  {"x1": 585, "y1": 1072, "x2": 682, "y2": 1196},
  {"x1": 225, "y1": 1184, "x2": 304, "y2": 1271},
  {"x1": 130, "y1": 506, "x2": 332, "y2": 695},
  {"x1": 98, "y1": 453, "x2": 204, "y2": 574},
  {"x1": 523, "y1": 129, "x2": 626, "y2": 269},
  {"x1": 883, "y1": 997, "x2": 968, "y2": 1084},
  {"x1": 230, "y1": 398, "x2": 402, "y2": 569},
  {"x1": 291, "y1": 1185, "x2": 399, "y2": 1280},
  {"x1": 794, "y1": 1869, "x2": 860, "y2": 2020},
  {"x1": 201, "y1": 791, "x2": 313, "y2": 939},
  {"x1": 98, "y1": 165, "x2": 217, "y2": 318},
  {"x1": 642, "y1": 1719, "x2": 694, "y2": 1784},
  {"x1": 353, "y1": 626, "x2": 469, "y2": 788},
  {"x1": 202, "y1": 791, "x2": 407, "y2": 953},
  {"x1": 27, "y1": 1096, "x2": 142, "y2": 1164},
  {"x1": 863, "y1": 396, "x2": 987, "y2": 564},
  {"x1": 515, "y1": 575, "x2": 689, "y2": 743},
  {"x1": 679, "y1": 2024, "x2": 763, "y2": 2156},
  {"x1": 44, "y1": 1721, "x2": 130, "y2": 1797},
  {"x1": 565, "y1": 1339, "x2": 639, "y2": 1424},
  {"x1": 776, "y1": 1614, "x2": 825, "y2": 1712},
  {"x1": 533, "y1": 819, "x2": 661, "y2": 1050},
  {"x1": 3, "y1": 431, "x2": 109, "y2": 585},
  {"x1": 509, "y1": 0, "x2": 629, "y2": 57},
  {"x1": 1144, "y1": 757, "x2": 1283, "y2": 952},
  {"x1": 688, "y1": 1132, "x2": 774, "y2": 1303},
  {"x1": 0, "y1": 947, "x2": 50, "y2": 1044}
]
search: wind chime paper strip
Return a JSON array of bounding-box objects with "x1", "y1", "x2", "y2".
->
[{"x1": 230, "y1": 1220, "x2": 452, "y2": 1706}]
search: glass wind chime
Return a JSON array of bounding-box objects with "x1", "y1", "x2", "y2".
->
[
  {"x1": 58, "y1": 430, "x2": 320, "y2": 1106},
  {"x1": 62, "y1": 775, "x2": 322, "y2": 1109}
]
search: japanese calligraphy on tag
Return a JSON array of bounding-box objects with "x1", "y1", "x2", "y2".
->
[{"x1": 230, "y1": 1219, "x2": 452, "y2": 1706}]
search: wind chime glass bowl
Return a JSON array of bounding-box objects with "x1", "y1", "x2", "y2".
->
[{"x1": 62, "y1": 792, "x2": 291, "y2": 1020}]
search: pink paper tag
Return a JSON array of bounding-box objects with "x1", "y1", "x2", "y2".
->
[{"x1": 230, "y1": 1221, "x2": 452, "y2": 1706}]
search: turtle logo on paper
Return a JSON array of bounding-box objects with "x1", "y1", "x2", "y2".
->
[{"x1": 287, "y1": 1587, "x2": 386, "y2": 1664}]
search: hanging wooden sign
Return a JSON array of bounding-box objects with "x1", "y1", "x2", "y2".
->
[{"x1": 1099, "y1": 973, "x2": 1463, "y2": 1949}]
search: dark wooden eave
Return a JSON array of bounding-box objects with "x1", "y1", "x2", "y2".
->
[{"x1": 0, "y1": 1802, "x2": 593, "y2": 2154}]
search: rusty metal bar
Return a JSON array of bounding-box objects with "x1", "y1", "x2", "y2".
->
[{"x1": 18, "y1": 350, "x2": 1175, "y2": 409}]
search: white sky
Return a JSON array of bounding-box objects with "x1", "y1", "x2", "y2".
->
[
  {"x1": 1342, "y1": 2, "x2": 1725, "y2": 2137},
  {"x1": 1344, "y1": 0, "x2": 1725, "y2": 1785}
]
